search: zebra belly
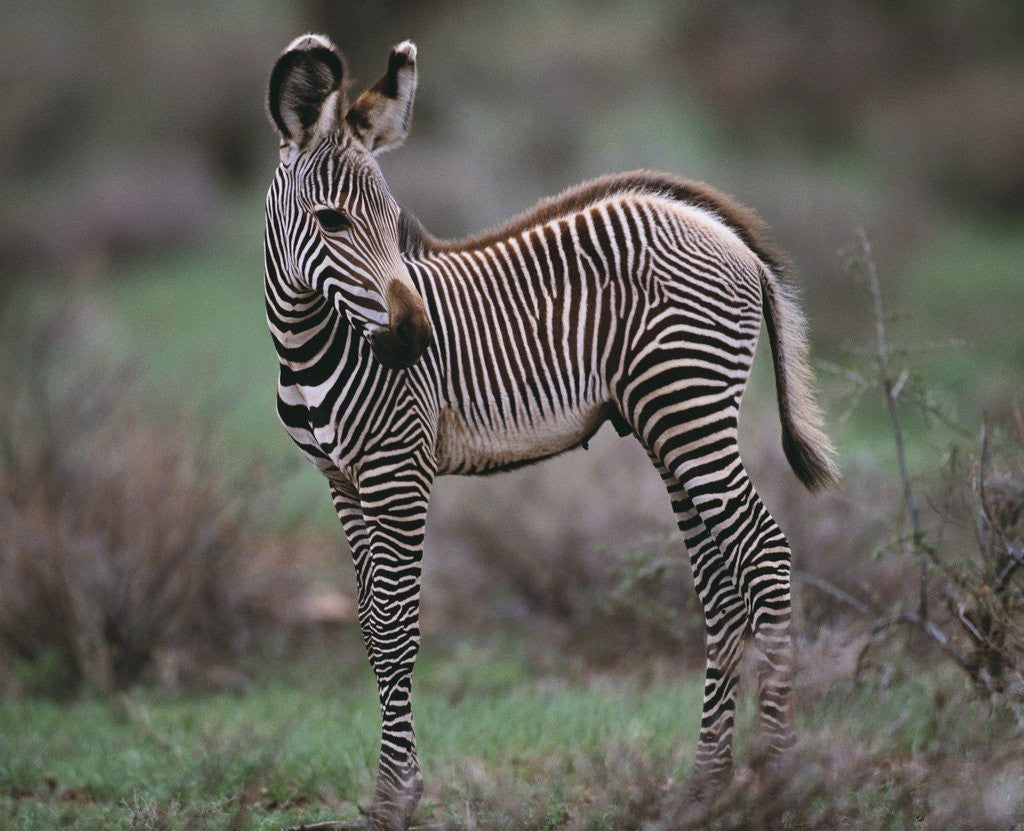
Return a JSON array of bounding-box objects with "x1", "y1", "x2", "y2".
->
[{"x1": 434, "y1": 401, "x2": 609, "y2": 475}]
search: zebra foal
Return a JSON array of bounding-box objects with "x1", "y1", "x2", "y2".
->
[{"x1": 264, "y1": 34, "x2": 837, "y2": 830}]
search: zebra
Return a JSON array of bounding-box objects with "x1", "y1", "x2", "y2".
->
[{"x1": 265, "y1": 34, "x2": 838, "y2": 831}]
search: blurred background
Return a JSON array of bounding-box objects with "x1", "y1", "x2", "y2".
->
[
  {"x1": 3, "y1": 3, "x2": 1024, "y2": 827},
  {"x1": 2, "y1": 0, "x2": 1022, "y2": 694}
]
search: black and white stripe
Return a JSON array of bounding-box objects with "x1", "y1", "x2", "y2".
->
[{"x1": 265, "y1": 35, "x2": 837, "y2": 831}]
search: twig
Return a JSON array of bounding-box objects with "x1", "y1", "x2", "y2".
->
[
  {"x1": 899, "y1": 385, "x2": 973, "y2": 438},
  {"x1": 898, "y1": 613, "x2": 974, "y2": 673},
  {"x1": 855, "y1": 229, "x2": 928, "y2": 620},
  {"x1": 976, "y1": 425, "x2": 1024, "y2": 592},
  {"x1": 947, "y1": 593, "x2": 987, "y2": 647},
  {"x1": 868, "y1": 612, "x2": 975, "y2": 675},
  {"x1": 117, "y1": 693, "x2": 180, "y2": 757},
  {"x1": 993, "y1": 544, "x2": 1024, "y2": 594},
  {"x1": 792, "y1": 570, "x2": 876, "y2": 617},
  {"x1": 816, "y1": 360, "x2": 872, "y2": 390}
]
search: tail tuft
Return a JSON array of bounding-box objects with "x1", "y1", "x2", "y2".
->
[
  {"x1": 761, "y1": 267, "x2": 839, "y2": 492},
  {"x1": 782, "y1": 424, "x2": 840, "y2": 492}
]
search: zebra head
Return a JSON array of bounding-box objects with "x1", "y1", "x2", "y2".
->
[{"x1": 266, "y1": 34, "x2": 431, "y2": 370}]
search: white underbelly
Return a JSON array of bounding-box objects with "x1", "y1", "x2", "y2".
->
[{"x1": 435, "y1": 402, "x2": 607, "y2": 474}]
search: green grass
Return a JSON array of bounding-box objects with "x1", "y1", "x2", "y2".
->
[
  {"x1": 3, "y1": 643, "x2": 1021, "y2": 830},
  {"x1": 0, "y1": 644, "x2": 703, "y2": 830},
  {"x1": 103, "y1": 197, "x2": 276, "y2": 455}
]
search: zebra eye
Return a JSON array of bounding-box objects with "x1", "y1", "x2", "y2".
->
[{"x1": 315, "y1": 208, "x2": 352, "y2": 233}]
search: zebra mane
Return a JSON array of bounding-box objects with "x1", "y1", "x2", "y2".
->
[{"x1": 397, "y1": 170, "x2": 788, "y2": 276}]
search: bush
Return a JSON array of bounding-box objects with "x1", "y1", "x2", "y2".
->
[
  {"x1": 424, "y1": 432, "x2": 706, "y2": 667},
  {"x1": 831, "y1": 232, "x2": 1024, "y2": 724},
  {"x1": 0, "y1": 302, "x2": 307, "y2": 695}
]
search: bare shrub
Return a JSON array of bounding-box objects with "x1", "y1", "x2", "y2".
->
[
  {"x1": 923, "y1": 426, "x2": 1024, "y2": 713},
  {"x1": 831, "y1": 233, "x2": 1024, "y2": 724},
  {"x1": 424, "y1": 431, "x2": 705, "y2": 666},
  {"x1": 0, "y1": 302, "x2": 307, "y2": 694},
  {"x1": 651, "y1": 731, "x2": 1024, "y2": 831}
]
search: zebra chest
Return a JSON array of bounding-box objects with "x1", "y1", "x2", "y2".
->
[
  {"x1": 276, "y1": 374, "x2": 400, "y2": 475},
  {"x1": 433, "y1": 401, "x2": 607, "y2": 475}
]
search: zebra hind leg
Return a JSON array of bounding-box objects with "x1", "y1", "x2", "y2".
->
[
  {"x1": 664, "y1": 444, "x2": 797, "y2": 763},
  {"x1": 627, "y1": 367, "x2": 796, "y2": 769},
  {"x1": 647, "y1": 452, "x2": 747, "y2": 792}
]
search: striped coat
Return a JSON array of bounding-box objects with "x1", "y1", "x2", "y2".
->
[{"x1": 265, "y1": 34, "x2": 837, "y2": 831}]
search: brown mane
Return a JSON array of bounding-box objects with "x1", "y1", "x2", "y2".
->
[{"x1": 398, "y1": 170, "x2": 788, "y2": 275}]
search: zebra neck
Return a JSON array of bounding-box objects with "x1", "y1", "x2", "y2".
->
[{"x1": 266, "y1": 283, "x2": 343, "y2": 355}]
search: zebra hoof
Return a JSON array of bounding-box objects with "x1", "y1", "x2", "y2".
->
[{"x1": 684, "y1": 759, "x2": 732, "y2": 804}]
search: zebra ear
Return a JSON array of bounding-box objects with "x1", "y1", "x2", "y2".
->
[
  {"x1": 345, "y1": 41, "x2": 417, "y2": 155},
  {"x1": 268, "y1": 34, "x2": 347, "y2": 149}
]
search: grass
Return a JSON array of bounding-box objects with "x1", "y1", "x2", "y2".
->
[
  {"x1": 9, "y1": 184, "x2": 1019, "y2": 828},
  {"x1": 3, "y1": 641, "x2": 1022, "y2": 830},
  {"x1": 0, "y1": 642, "x2": 700, "y2": 830},
  {"x1": 900, "y1": 218, "x2": 1024, "y2": 411}
]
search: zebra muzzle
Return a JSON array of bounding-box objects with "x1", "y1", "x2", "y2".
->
[{"x1": 368, "y1": 280, "x2": 432, "y2": 370}]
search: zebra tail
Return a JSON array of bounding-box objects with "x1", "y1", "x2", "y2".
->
[{"x1": 760, "y1": 265, "x2": 840, "y2": 492}]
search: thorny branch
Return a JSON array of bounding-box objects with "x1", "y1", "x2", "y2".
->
[
  {"x1": 837, "y1": 233, "x2": 1024, "y2": 724},
  {"x1": 977, "y1": 425, "x2": 1024, "y2": 592},
  {"x1": 792, "y1": 569, "x2": 877, "y2": 618},
  {"x1": 852, "y1": 229, "x2": 930, "y2": 622}
]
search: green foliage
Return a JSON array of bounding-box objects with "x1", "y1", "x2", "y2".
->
[
  {"x1": 103, "y1": 195, "x2": 273, "y2": 452},
  {"x1": 8, "y1": 651, "x2": 73, "y2": 700},
  {"x1": 901, "y1": 220, "x2": 1024, "y2": 402},
  {"x1": 101, "y1": 195, "x2": 337, "y2": 532}
]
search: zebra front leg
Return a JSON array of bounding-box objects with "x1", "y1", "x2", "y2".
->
[
  {"x1": 330, "y1": 472, "x2": 431, "y2": 831},
  {"x1": 647, "y1": 452, "x2": 747, "y2": 790}
]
